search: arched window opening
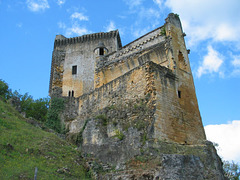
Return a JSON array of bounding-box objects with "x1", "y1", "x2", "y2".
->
[{"x1": 72, "y1": 90, "x2": 74, "y2": 97}]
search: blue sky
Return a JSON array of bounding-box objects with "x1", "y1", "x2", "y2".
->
[{"x1": 0, "y1": 0, "x2": 240, "y2": 163}]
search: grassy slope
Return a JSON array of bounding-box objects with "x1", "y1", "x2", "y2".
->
[{"x1": 0, "y1": 99, "x2": 91, "y2": 179}]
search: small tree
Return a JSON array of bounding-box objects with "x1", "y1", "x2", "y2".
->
[
  {"x1": 223, "y1": 161, "x2": 240, "y2": 180},
  {"x1": 20, "y1": 92, "x2": 34, "y2": 113},
  {"x1": 46, "y1": 97, "x2": 65, "y2": 133},
  {"x1": 27, "y1": 97, "x2": 50, "y2": 122},
  {"x1": 0, "y1": 79, "x2": 11, "y2": 101}
]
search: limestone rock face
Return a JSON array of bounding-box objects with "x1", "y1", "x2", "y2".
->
[
  {"x1": 69, "y1": 107, "x2": 225, "y2": 179},
  {"x1": 98, "y1": 142, "x2": 225, "y2": 180}
]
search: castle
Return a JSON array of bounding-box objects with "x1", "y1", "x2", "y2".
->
[{"x1": 49, "y1": 14, "x2": 224, "y2": 178}]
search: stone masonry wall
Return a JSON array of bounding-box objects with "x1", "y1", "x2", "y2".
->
[
  {"x1": 94, "y1": 41, "x2": 168, "y2": 88},
  {"x1": 64, "y1": 62, "x2": 155, "y2": 167},
  {"x1": 64, "y1": 61, "x2": 207, "y2": 168},
  {"x1": 152, "y1": 63, "x2": 206, "y2": 144},
  {"x1": 50, "y1": 31, "x2": 121, "y2": 97},
  {"x1": 67, "y1": 62, "x2": 149, "y2": 134},
  {"x1": 49, "y1": 50, "x2": 65, "y2": 97}
]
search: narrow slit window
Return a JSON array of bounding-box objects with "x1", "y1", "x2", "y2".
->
[
  {"x1": 72, "y1": 65, "x2": 77, "y2": 75},
  {"x1": 99, "y1": 48, "x2": 104, "y2": 55},
  {"x1": 178, "y1": 90, "x2": 181, "y2": 98},
  {"x1": 72, "y1": 90, "x2": 74, "y2": 97},
  {"x1": 68, "y1": 91, "x2": 71, "y2": 97}
]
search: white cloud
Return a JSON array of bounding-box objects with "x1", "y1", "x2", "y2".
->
[
  {"x1": 197, "y1": 46, "x2": 224, "y2": 77},
  {"x1": 58, "y1": 22, "x2": 66, "y2": 29},
  {"x1": 124, "y1": 0, "x2": 143, "y2": 8},
  {"x1": 231, "y1": 55, "x2": 240, "y2": 67},
  {"x1": 105, "y1": 21, "x2": 116, "y2": 32},
  {"x1": 66, "y1": 25, "x2": 89, "y2": 37},
  {"x1": 153, "y1": 0, "x2": 163, "y2": 8},
  {"x1": 58, "y1": 12, "x2": 90, "y2": 37},
  {"x1": 26, "y1": 0, "x2": 49, "y2": 12},
  {"x1": 204, "y1": 120, "x2": 240, "y2": 163},
  {"x1": 140, "y1": 7, "x2": 160, "y2": 19},
  {"x1": 165, "y1": 0, "x2": 240, "y2": 46},
  {"x1": 230, "y1": 55, "x2": 240, "y2": 76},
  {"x1": 56, "y1": 0, "x2": 65, "y2": 6},
  {"x1": 71, "y1": 12, "x2": 89, "y2": 21},
  {"x1": 124, "y1": 0, "x2": 161, "y2": 38},
  {"x1": 133, "y1": 27, "x2": 151, "y2": 38}
]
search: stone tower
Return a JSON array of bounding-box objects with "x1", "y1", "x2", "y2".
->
[
  {"x1": 49, "y1": 13, "x2": 225, "y2": 179},
  {"x1": 49, "y1": 30, "x2": 121, "y2": 98}
]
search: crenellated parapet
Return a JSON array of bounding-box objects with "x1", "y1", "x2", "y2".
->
[{"x1": 54, "y1": 30, "x2": 122, "y2": 48}]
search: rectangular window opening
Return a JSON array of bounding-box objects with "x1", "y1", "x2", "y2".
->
[
  {"x1": 99, "y1": 48, "x2": 104, "y2": 55},
  {"x1": 178, "y1": 90, "x2": 181, "y2": 98},
  {"x1": 72, "y1": 65, "x2": 77, "y2": 75}
]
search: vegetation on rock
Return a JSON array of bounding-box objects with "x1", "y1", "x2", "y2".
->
[{"x1": 46, "y1": 97, "x2": 65, "y2": 133}]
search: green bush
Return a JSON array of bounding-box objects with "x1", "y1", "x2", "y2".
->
[
  {"x1": 27, "y1": 97, "x2": 50, "y2": 122},
  {"x1": 46, "y1": 97, "x2": 65, "y2": 133},
  {"x1": 96, "y1": 114, "x2": 108, "y2": 126},
  {"x1": 0, "y1": 79, "x2": 11, "y2": 101},
  {"x1": 160, "y1": 27, "x2": 166, "y2": 36},
  {"x1": 11, "y1": 90, "x2": 49, "y2": 122},
  {"x1": 114, "y1": 129, "x2": 125, "y2": 140}
]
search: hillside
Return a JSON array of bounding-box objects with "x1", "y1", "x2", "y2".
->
[{"x1": 0, "y1": 99, "x2": 91, "y2": 179}]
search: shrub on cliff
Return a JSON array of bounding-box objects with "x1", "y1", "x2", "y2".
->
[{"x1": 46, "y1": 97, "x2": 65, "y2": 133}]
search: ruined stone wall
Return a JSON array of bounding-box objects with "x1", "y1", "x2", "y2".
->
[
  {"x1": 63, "y1": 61, "x2": 206, "y2": 169},
  {"x1": 58, "y1": 13, "x2": 206, "y2": 146},
  {"x1": 67, "y1": 63, "x2": 149, "y2": 134},
  {"x1": 66, "y1": 60, "x2": 205, "y2": 144}
]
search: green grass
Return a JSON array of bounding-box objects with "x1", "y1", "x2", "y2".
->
[
  {"x1": 114, "y1": 129, "x2": 125, "y2": 140},
  {"x1": 0, "y1": 99, "x2": 91, "y2": 179}
]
